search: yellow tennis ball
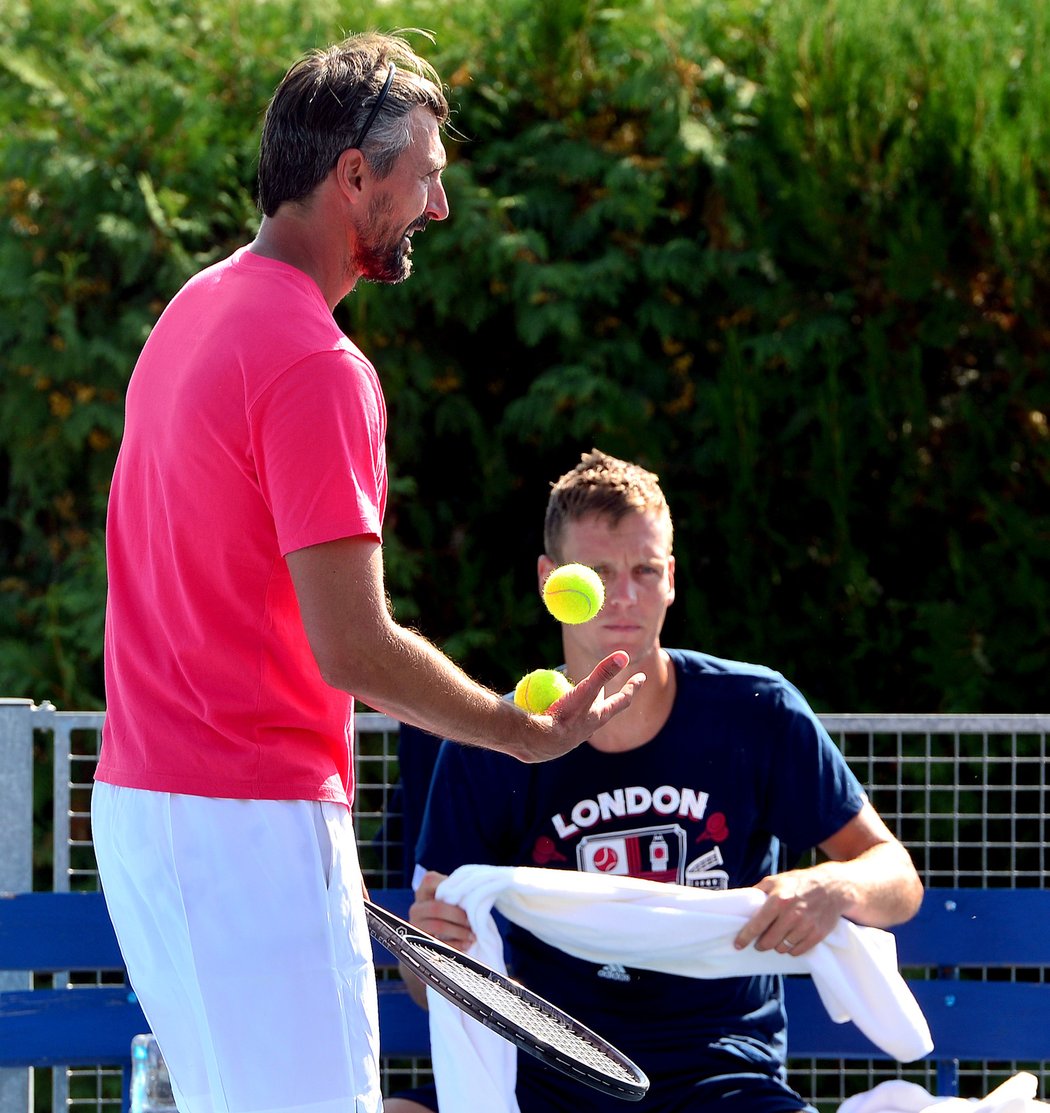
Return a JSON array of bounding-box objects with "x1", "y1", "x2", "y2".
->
[
  {"x1": 542, "y1": 563, "x2": 605, "y2": 625},
  {"x1": 514, "y1": 669, "x2": 574, "y2": 713}
]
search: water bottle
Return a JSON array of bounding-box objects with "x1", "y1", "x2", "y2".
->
[{"x1": 129, "y1": 1034, "x2": 177, "y2": 1112}]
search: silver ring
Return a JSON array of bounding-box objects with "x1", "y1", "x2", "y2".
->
[{"x1": 783, "y1": 938, "x2": 796, "y2": 947}]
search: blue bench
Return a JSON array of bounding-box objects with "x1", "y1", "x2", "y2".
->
[
  {"x1": 2, "y1": 887, "x2": 1048, "y2": 1105},
  {"x1": 0, "y1": 888, "x2": 428, "y2": 1107},
  {"x1": 782, "y1": 887, "x2": 1050, "y2": 1094}
]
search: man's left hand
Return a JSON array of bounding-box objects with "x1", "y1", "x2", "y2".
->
[{"x1": 733, "y1": 867, "x2": 848, "y2": 955}]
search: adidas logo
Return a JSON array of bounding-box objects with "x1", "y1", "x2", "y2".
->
[{"x1": 596, "y1": 963, "x2": 631, "y2": 983}]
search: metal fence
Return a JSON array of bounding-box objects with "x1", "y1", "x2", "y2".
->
[
  {"x1": 1, "y1": 701, "x2": 1047, "y2": 1112},
  {"x1": 799, "y1": 714, "x2": 1049, "y2": 1109}
]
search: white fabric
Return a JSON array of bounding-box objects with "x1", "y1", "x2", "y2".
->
[
  {"x1": 92, "y1": 784, "x2": 382, "y2": 1113},
  {"x1": 425, "y1": 986, "x2": 520, "y2": 1113},
  {"x1": 838, "y1": 1072, "x2": 1048, "y2": 1113},
  {"x1": 428, "y1": 864, "x2": 934, "y2": 1113}
]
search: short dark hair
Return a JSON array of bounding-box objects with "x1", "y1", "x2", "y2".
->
[
  {"x1": 544, "y1": 449, "x2": 673, "y2": 562},
  {"x1": 256, "y1": 31, "x2": 449, "y2": 217}
]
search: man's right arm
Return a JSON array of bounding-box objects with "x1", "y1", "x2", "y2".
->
[{"x1": 286, "y1": 534, "x2": 645, "y2": 762}]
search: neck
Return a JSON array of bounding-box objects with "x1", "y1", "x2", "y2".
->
[
  {"x1": 570, "y1": 645, "x2": 676, "y2": 754},
  {"x1": 250, "y1": 207, "x2": 358, "y2": 310}
]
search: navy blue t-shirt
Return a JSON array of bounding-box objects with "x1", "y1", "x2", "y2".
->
[{"x1": 414, "y1": 649, "x2": 865, "y2": 1091}]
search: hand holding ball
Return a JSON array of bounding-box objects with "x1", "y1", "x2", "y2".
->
[
  {"x1": 514, "y1": 669, "x2": 574, "y2": 713},
  {"x1": 542, "y1": 564, "x2": 604, "y2": 625}
]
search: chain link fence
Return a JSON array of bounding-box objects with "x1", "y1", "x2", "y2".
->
[{"x1": 2, "y1": 702, "x2": 1047, "y2": 1112}]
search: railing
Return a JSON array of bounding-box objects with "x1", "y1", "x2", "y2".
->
[{"x1": 1, "y1": 699, "x2": 1048, "y2": 1112}]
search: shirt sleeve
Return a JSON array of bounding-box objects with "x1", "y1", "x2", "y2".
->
[
  {"x1": 249, "y1": 348, "x2": 388, "y2": 555},
  {"x1": 760, "y1": 678, "x2": 867, "y2": 855}
]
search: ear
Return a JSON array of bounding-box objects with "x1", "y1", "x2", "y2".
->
[
  {"x1": 666, "y1": 553, "x2": 676, "y2": 607},
  {"x1": 333, "y1": 147, "x2": 370, "y2": 205},
  {"x1": 537, "y1": 554, "x2": 556, "y2": 596}
]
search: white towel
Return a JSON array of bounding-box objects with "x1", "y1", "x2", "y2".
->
[
  {"x1": 429, "y1": 865, "x2": 934, "y2": 1113},
  {"x1": 837, "y1": 1072, "x2": 1048, "y2": 1112},
  {"x1": 424, "y1": 985, "x2": 519, "y2": 1113}
]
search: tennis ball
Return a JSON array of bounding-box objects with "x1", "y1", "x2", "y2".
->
[
  {"x1": 514, "y1": 669, "x2": 574, "y2": 713},
  {"x1": 542, "y1": 563, "x2": 605, "y2": 625}
]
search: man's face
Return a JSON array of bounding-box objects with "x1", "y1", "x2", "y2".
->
[
  {"x1": 352, "y1": 106, "x2": 449, "y2": 284},
  {"x1": 540, "y1": 509, "x2": 675, "y2": 667}
]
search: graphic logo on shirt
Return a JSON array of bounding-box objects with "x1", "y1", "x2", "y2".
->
[
  {"x1": 684, "y1": 846, "x2": 729, "y2": 890},
  {"x1": 530, "y1": 835, "x2": 568, "y2": 866},
  {"x1": 551, "y1": 784, "x2": 709, "y2": 840},
  {"x1": 694, "y1": 811, "x2": 729, "y2": 844},
  {"x1": 596, "y1": 963, "x2": 632, "y2": 983},
  {"x1": 577, "y1": 824, "x2": 685, "y2": 883}
]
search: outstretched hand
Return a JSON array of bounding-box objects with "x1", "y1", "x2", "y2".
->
[{"x1": 513, "y1": 651, "x2": 646, "y2": 764}]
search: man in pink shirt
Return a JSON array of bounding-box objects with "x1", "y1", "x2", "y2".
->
[{"x1": 92, "y1": 32, "x2": 644, "y2": 1113}]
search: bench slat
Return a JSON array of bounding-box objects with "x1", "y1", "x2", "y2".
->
[
  {"x1": 0, "y1": 987, "x2": 147, "y2": 1068},
  {"x1": 8, "y1": 888, "x2": 1047, "y2": 969},
  {"x1": 894, "y1": 889, "x2": 1050, "y2": 967},
  {"x1": 4, "y1": 886, "x2": 1048, "y2": 1085},
  {"x1": 376, "y1": 984, "x2": 430, "y2": 1056},
  {"x1": 785, "y1": 978, "x2": 1050, "y2": 1061},
  {"x1": 0, "y1": 890, "x2": 413, "y2": 973},
  {"x1": 0, "y1": 892, "x2": 125, "y2": 971},
  {"x1": 0, "y1": 985, "x2": 430, "y2": 1068}
]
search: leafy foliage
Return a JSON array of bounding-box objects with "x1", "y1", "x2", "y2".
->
[{"x1": 2, "y1": 0, "x2": 1048, "y2": 711}]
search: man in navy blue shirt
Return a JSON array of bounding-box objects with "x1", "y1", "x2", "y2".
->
[{"x1": 387, "y1": 449, "x2": 923, "y2": 1113}]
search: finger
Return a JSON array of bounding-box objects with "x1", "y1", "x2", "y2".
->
[
  {"x1": 414, "y1": 870, "x2": 445, "y2": 902},
  {"x1": 414, "y1": 896, "x2": 467, "y2": 927},
  {"x1": 589, "y1": 650, "x2": 632, "y2": 683},
  {"x1": 753, "y1": 924, "x2": 798, "y2": 953},
  {"x1": 570, "y1": 651, "x2": 631, "y2": 698},
  {"x1": 759, "y1": 911, "x2": 810, "y2": 953},
  {"x1": 426, "y1": 908, "x2": 476, "y2": 949},
  {"x1": 734, "y1": 902, "x2": 778, "y2": 951},
  {"x1": 545, "y1": 655, "x2": 640, "y2": 724},
  {"x1": 778, "y1": 928, "x2": 818, "y2": 955},
  {"x1": 590, "y1": 671, "x2": 647, "y2": 722},
  {"x1": 428, "y1": 920, "x2": 476, "y2": 950},
  {"x1": 410, "y1": 900, "x2": 474, "y2": 941}
]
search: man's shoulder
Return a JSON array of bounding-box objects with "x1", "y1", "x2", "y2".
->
[
  {"x1": 668, "y1": 650, "x2": 828, "y2": 742},
  {"x1": 668, "y1": 647, "x2": 787, "y2": 689}
]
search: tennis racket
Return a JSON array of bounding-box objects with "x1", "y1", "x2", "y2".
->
[{"x1": 364, "y1": 898, "x2": 650, "y2": 1101}]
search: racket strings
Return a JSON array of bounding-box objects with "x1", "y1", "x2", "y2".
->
[{"x1": 410, "y1": 939, "x2": 641, "y2": 1086}]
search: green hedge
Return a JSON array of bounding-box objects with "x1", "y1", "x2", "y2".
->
[{"x1": 2, "y1": 0, "x2": 1048, "y2": 712}]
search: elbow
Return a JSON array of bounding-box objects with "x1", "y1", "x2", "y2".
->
[
  {"x1": 306, "y1": 634, "x2": 353, "y2": 692},
  {"x1": 883, "y1": 856, "x2": 924, "y2": 926},
  {"x1": 314, "y1": 650, "x2": 355, "y2": 694},
  {"x1": 898, "y1": 839, "x2": 926, "y2": 923},
  {"x1": 314, "y1": 649, "x2": 376, "y2": 698},
  {"x1": 901, "y1": 870, "x2": 925, "y2": 923},
  {"x1": 310, "y1": 615, "x2": 399, "y2": 700}
]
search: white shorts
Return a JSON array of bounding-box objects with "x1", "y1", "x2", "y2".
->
[{"x1": 91, "y1": 783, "x2": 381, "y2": 1113}]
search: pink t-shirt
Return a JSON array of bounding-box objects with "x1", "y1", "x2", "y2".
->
[{"x1": 96, "y1": 248, "x2": 387, "y2": 804}]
